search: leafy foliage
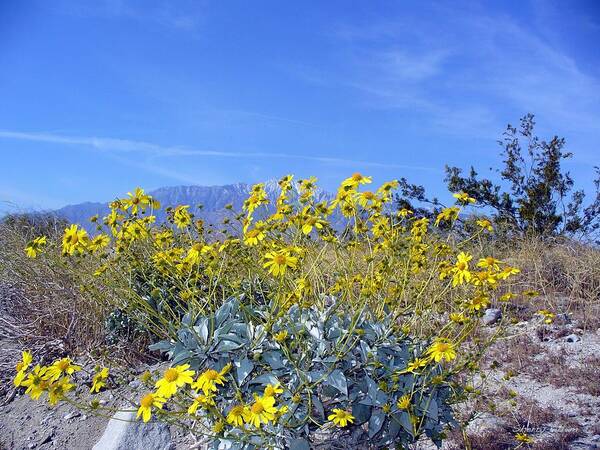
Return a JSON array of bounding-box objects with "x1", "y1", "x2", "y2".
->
[
  {"x1": 150, "y1": 297, "x2": 456, "y2": 449},
  {"x1": 398, "y1": 114, "x2": 600, "y2": 240}
]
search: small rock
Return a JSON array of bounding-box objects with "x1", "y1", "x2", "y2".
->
[
  {"x1": 483, "y1": 308, "x2": 502, "y2": 325},
  {"x1": 565, "y1": 334, "x2": 581, "y2": 343},
  {"x1": 80, "y1": 414, "x2": 88, "y2": 421},
  {"x1": 92, "y1": 410, "x2": 172, "y2": 450},
  {"x1": 129, "y1": 379, "x2": 141, "y2": 389},
  {"x1": 555, "y1": 313, "x2": 571, "y2": 325},
  {"x1": 27, "y1": 443, "x2": 36, "y2": 449},
  {"x1": 64, "y1": 411, "x2": 81, "y2": 420},
  {"x1": 40, "y1": 429, "x2": 54, "y2": 445}
]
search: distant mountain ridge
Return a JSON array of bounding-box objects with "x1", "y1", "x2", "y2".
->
[{"x1": 53, "y1": 182, "x2": 332, "y2": 230}]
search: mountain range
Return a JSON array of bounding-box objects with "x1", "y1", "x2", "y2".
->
[{"x1": 54, "y1": 181, "x2": 333, "y2": 231}]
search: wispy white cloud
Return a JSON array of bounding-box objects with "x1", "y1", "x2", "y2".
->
[
  {"x1": 300, "y1": 2, "x2": 600, "y2": 143},
  {"x1": 57, "y1": 0, "x2": 205, "y2": 32},
  {"x1": 0, "y1": 130, "x2": 439, "y2": 185}
]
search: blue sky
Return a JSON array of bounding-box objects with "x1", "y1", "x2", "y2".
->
[{"x1": 1, "y1": 0, "x2": 599, "y2": 212}]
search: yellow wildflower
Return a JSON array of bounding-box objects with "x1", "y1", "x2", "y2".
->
[
  {"x1": 124, "y1": 187, "x2": 151, "y2": 215},
  {"x1": 90, "y1": 368, "x2": 109, "y2": 393},
  {"x1": 212, "y1": 420, "x2": 225, "y2": 433},
  {"x1": 327, "y1": 408, "x2": 355, "y2": 427},
  {"x1": 452, "y1": 252, "x2": 472, "y2": 286},
  {"x1": 243, "y1": 394, "x2": 278, "y2": 427},
  {"x1": 476, "y1": 218, "x2": 493, "y2": 231},
  {"x1": 400, "y1": 357, "x2": 428, "y2": 374},
  {"x1": 435, "y1": 207, "x2": 460, "y2": 226},
  {"x1": 426, "y1": 339, "x2": 457, "y2": 363},
  {"x1": 477, "y1": 256, "x2": 500, "y2": 271},
  {"x1": 22, "y1": 365, "x2": 49, "y2": 400},
  {"x1": 515, "y1": 432, "x2": 534, "y2": 443},
  {"x1": 397, "y1": 395, "x2": 411, "y2": 410},
  {"x1": 136, "y1": 393, "x2": 165, "y2": 423},
  {"x1": 62, "y1": 224, "x2": 88, "y2": 255},
  {"x1": 25, "y1": 236, "x2": 47, "y2": 258},
  {"x1": 226, "y1": 404, "x2": 246, "y2": 427},
  {"x1": 155, "y1": 364, "x2": 195, "y2": 398},
  {"x1": 173, "y1": 205, "x2": 192, "y2": 229},
  {"x1": 88, "y1": 234, "x2": 110, "y2": 253},
  {"x1": 453, "y1": 192, "x2": 476, "y2": 204},
  {"x1": 188, "y1": 393, "x2": 215, "y2": 415},
  {"x1": 263, "y1": 382, "x2": 284, "y2": 397},
  {"x1": 48, "y1": 377, "x2": 74, "y2": 405},
  {"x1": 263, "y1": 250, "x2": 298, "y2": 277},
  {"x1": 45, "y1": 358, "x2": 81, "y2": 382},
  {"x1": 274, "y1": 330, "x2": 288, "y2": 342},
  {"x1": 14, "y1": 350, "x2": 33, "y2": 387},
  {"x1": 244, "y1": 224, "x2": 266, "y2": 246},
  {"x1": 192, "y1": 364, "x2": 230, "y2": 395},
  {"x1": 466, "y1": 294, "x2": 490, "y2": 312}
]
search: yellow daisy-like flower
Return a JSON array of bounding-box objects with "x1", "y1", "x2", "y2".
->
[
  {"x1": 212, "y1": 420, "x2": 225, "y2": 433},
  {"x1": 243, "y1": 224, "x2": 266, "y2": 246},
  {"x1": 466, "y1": 294, "x2": 490, "y2": 312},
  {"x1": 397, "y1": 394, "x2": 411, "y2": 410},
  {"x1": 192, "y1": 364, "x2": 231, "y2": 395},
  {"x1": 263, "y1": 250, "x2": 298, "y2": 277},
  {"x1": 327, "y1": 408, "x2": 355, "y2": 427},
  {"x1": 476, "y1": 218, "x2": 493, "y2": 231},
  {"x1": 48, "y1": 377, "x2": 74, "y2": 406},
  {"x1": 449, "y1": 312, "x2": 468, "y2": 324},
  {"x1": 426, "y1": 339, "x2": 457, "y2": 363},
  {"x1": 25, "y1": 236, "x2": 47, "y2": 258},
  {"x1": 397, "y1": 208, "x2": 413, "y2": 217},
  {"x1": 301, "y1": 215, "x2": 326, "y2": 235},
  {"x1": 453, "y1": 192, "x2": 476, "y2": 204},
  {"x1": 124, "y1": 187, "x2": 151, "y2": 215},
  {"x1": 477, "y1": 256, "x2": 501, "y2": 271},
  {"x1": 274, "y1": 330, "x2": 288, "y2": 342},
  {"x1": 90, "y1": 368, "x2": 109, "y2": 393},
  {"x1": 22, "y1": 365, "x2": 49, "y2": 400},
  {"x1": 435, "y1": 207, "x2": 460, "y2": 226},
  {"x1": 500, "y1": 292, "x2": 516, "y2": 302},
  {"x1": 88, "y1": 234, "x2": 110, "y2": 253},
  {"x1": 155, "y1": 364, "x2": 195, "y2": 398},
  {"x1": 538, "y1": 309, "x2": 555, "y2": 324},
  {"x1": 62, "y1": 224, "x2": 88, "y2": 255},
  {"x1": 14, "y1": 350, "x2": 33, "y2": 387},
  {"x1": 263, "y1": 382, "x2": 284, "y2": 397},
  {"x1": 136, "y1": 393, "x2": 165, "y2": 423},
  {"x1": 399, "y1": 357, "x2": 429, "y2": 374},
  {"x1": 173, "y1": 205, "x2": 192, "y2": 229},
  {"x1": 497, "y1": 266, "x2": 521, "y2": 280},
  {"x1": 243, "y1": 394, "x2": 278, "y2": 428},
  {"x1": 515, "y1": 432, "x2": 534, "y2": 443},
  {"x1": 188, "y1": 393, "x2": 216, "y2": 415},
  {"x1": 341, "y1": 173, "x2": 372, "y2": 189},
  {"x1": 226, "y1": 404, "x2": 246, "y2": 427},
  {"x1": 45, "y1": 357, "x2": 81, "y2": 382},
  {"x1": 452, "y1": 252, "x2": 472, "y2": 286}
]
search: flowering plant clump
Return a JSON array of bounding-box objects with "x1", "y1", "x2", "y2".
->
[
  {"x1": 142, "y1": 298, "x2": 457, "y2": 447},
  {"x1": 14, "y1": 174, "x2": 526, "y2": 448}
]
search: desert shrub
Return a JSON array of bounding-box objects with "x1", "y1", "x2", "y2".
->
[
  {"x1": 11, "y1": 175, "x2": 524, "y2": 448},
  {"x1": 397, "y1": 114, "x2": 600, "y2": 242}
]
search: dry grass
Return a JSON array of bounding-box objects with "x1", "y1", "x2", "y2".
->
[
  {"x1": 500, "y1": 236, "x2": 600, "y2": 330},
  {"x1": 0, "y1": 214, "x2": 153, "y2": 401},
  {"x1": 0, "y1": 215, "x2": 107, "y2": 353}
]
